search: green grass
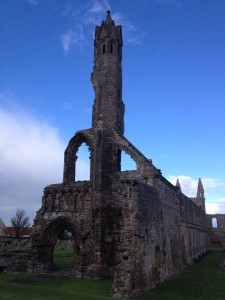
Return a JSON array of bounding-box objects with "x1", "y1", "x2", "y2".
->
[
  {"x1": 0, "y1": 251, "x2": 225, "y2": 300},
  {"x1": 53, "y1": 248, "x2": 74, "y2": 269},
  {"x1": 140, "y1": 251, "x2": 225, "y2": 300},
  {"x1": 0, "y1": 274, "x2": 113, "y2": 300}
]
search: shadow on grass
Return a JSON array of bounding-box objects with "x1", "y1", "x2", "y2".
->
[{"x1": 1, "y1": 251, "x2": 225, "y2": 300}]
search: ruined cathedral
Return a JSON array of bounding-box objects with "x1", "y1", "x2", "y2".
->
[{"x1": 30, "y1": 11, "x2": 210, "y2": 298}]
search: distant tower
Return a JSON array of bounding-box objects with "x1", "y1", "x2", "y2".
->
[
  {"x1": 197, "y1": 178, "x2": 204, "y2": 198},
  {"x1": 176, "y1": 179, "x2": 181, "y2": 191},
  {"x1": 191, "y1": 178, "x2": 206, "y2": 212},
  {"x1": 197, "y1": 178, "x2": 206, "y2": 211}
]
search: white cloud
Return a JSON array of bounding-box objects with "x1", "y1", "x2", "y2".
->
[
  {"x1": 206, "y1": 199, "x2": 225, "y2": 215},
  {"x1": 0, "y1": 107, "x2": 65, "y2": 225},
  {"x1": 0, "y1": 104, "x2": 91, "y2": 226},
  {"x1": 63, "y1": 102, "x2": 73, "y2": 110},
  {"x1": 167, "y1": 175, "x2": 223, "y2": 197},
  {"x1": 156, "y1": 0, "x2": 181, "y2": 6},
  {"x1": 112, "y1": 12, "x2": 141, "y2": 45},
  {"x1": 168, "y1": 175, "x2": 198, "y2": 196},
  {"x1": 24, "y1": 0, "x2": 39, "y2": 6},
  {"x1": 62, "y1": 3, "x2": 73, "y2": 16},
  {"x1": 61, "y1": 31, "x2": 74, "y2": 54},
  {"x1": 202, "y1": 178, "x2": 222, "y2": 188},
  {"x1": 61, "y1": 27, "x2": 85, "y2": 55},
  {"x1": 88, "y1": 0, "x2": 110, "y2": 14},
  {"x1": 60, "y1": 0, "x2": 141, "y2": 54},
  {"x1": 168, "y1": 175, "x2": 225, "y2": 214},
  {"x1": 61, "y1": 0, "x2": 110, "y2": 54}
]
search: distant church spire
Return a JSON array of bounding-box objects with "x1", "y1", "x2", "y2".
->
[
  {"x1": 105, "y1": 9, "x2": 112, "y2": 23},
  {"x1": 197, "y1": 178, "x2": 204, "y2": 198},
  {"x1": 176, "y1": 179, "x2": 181, "y2": 191}
]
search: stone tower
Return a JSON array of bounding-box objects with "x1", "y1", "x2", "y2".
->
[
  {"x1": 91, "y1": 9, "x2": 124, "y2": 189},
  {"x1": 31, "y1": 10, "x2": 135, "y2": 278},
  {"x1": 23, "y1": 11, "x2": 209, "y2": 298},
  {"x1": 191, "y1": 178, "x2": 206, "y2": 212}
]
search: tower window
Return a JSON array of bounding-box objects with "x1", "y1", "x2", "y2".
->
[
  {"x1": 110, "y1": 43, "x2": 113, "y2": 54},
  {"x1": 102, "y1": 44, "x2": 106, "y2": 54},
  {"x1": 212, "y1": 217, "x2": 218, "y2": 229}
]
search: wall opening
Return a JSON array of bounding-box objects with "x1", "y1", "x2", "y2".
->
[
  {"x1": 154, "y1": 245, "x2": 161, "y2": 282},
  {"x1": 102, "y1": 44, "x2": 106, "y2": 54},
  {"x1": 75, "y1": 142, "x2": 90, "y2": 181},
  {"x1": 121, "y1": 150, "x2": 137, "y2": 171},
  {"x1": 38, "y1": 218, "x2": 77, "y2": 271},
  {"x1": 53, "y1": 229, "x2": 74, "y2": 270},
  {"x1": 212, "y1": 217, "x2": 218, "y2": 229}
]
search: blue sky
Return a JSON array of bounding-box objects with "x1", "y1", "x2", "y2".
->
[{"x1": 0, "y1": 0, "x2": 225, "y2": 225}]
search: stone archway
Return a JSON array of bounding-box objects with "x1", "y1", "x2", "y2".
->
[
  {"x1": 63, "y1": 130, "x2": 93, "y2": 183},
  {"x1": 36, "y1": 217, "x2": 81, "y2": 270}
]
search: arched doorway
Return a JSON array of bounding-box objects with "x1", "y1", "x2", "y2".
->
[
  {"x1": 37, "y1": 217, "x2": 80, "y2": 271},
  {"x1": 53, "y1": 229, "x2": 74, "y2": 270}
]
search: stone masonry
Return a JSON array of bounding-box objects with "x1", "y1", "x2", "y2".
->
[
  {"x1": 6, "y1": 11, "x2": 211, "y2": 298},
  {"x1": 207, "y1": 214, "x2": 225, "y2": 249}
]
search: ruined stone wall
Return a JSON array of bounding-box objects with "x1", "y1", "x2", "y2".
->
[
  {"x1": 153, "y1": 176, "x2": 184, "y2": 280},
  {"x1": 112, "y1": 174, "x2": 209, "y2": 298},
  {"x1": 112, "y1": 177, "x2": 160, "y2": 298},
  {"x1": 0, "y1": 218, "x2": 6, "y2": 236},
  {"x1": 31, "y1": 181, "x2": 95, "y2": 273},
  {"x1": 180, "y1": 193, "x2": 209, "y2": 263},
  {"x1": 207, "y1": 214, "x2": 225, "y2": 249}
]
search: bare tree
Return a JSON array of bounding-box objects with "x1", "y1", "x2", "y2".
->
[{"x1": 11, "y1": 209, "x2": 30, "y2": 238}]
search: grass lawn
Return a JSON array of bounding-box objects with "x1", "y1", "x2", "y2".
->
[
  {"x1": 141, "y1": 251, "x2": 225, "y2": 300},
  {"x1": 53, "y1": 248, "x2": 74, "y2": 269},
  {"x1": 0, "y1": 274, "x2": 113, "y2": 300},
  {"x1": 0, "y1": 251, "x2": 225, "y2": 300}
]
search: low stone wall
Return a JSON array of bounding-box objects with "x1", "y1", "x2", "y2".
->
[{"x1": 0, "y1": 236, "x2": 31, "y2": 251}]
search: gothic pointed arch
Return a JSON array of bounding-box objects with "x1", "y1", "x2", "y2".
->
[
  {"x1": 39, "y1": 216, "x2": 80, "y2": 244},
  {"x1": 63, "y1": 130, "x2": 94, "y2": 183},
  {"x1": 116, "y1": 146, "x2": 138, "y2": 171},
  {"x1": 115, "y1": 133, "x2": 153, "y2": 173},
  {"x1": 36, "y1": 216, "x2": 81, "y2": 265}
]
